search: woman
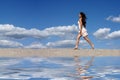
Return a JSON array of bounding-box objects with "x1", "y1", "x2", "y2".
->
[{"x1": 74, "y1": 12, "x2": 94, "y2": 49}]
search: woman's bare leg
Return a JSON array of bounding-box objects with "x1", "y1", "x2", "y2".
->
[
  {"x1": 84, "y1": 36, "x2": 94, "y2": 49},
  {"x1": 74, "y1": 33, "x2": 82, "y2": 49}
]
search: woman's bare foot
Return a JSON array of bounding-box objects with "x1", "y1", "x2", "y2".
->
[{"x1": 74, "y1": 47, "x2": 78, "y2": 50}]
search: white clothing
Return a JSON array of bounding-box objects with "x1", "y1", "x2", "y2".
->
[{"x1": 78, "y1": 21, "x2": 88, "y2": 37}]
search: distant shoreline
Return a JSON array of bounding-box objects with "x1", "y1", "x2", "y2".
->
[{"x1": 0, "y1": 48, "x2": 119, "y2": 57}]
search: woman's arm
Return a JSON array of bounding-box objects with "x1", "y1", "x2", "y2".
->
[{"x1": 79, "y1": 18, "x2": 83, "y2": 35}]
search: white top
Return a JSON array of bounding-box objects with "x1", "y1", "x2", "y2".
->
[{"x1": 78, "y1": 21, "x2": 87, "y2": 33}]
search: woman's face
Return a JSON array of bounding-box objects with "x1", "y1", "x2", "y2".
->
[{"x1": 79, "y1": 14, "x2": 82, "y2": 18}]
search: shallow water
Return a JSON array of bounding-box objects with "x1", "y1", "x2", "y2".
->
[{"x1": 0, "y1": 56, "x2": 120, "y2": 80}]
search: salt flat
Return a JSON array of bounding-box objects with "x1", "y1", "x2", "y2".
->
[{"x1": 0, "y1": 48, "x2": 119, "y2": 57}]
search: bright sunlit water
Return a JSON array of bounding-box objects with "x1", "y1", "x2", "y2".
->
[{"x1": 0, "y1": 56, "x2": 120, "y2": 80}]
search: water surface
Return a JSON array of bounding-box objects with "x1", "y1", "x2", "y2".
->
[{"x1": 0, "y1": 56, "x2": 120, "y2": 80}]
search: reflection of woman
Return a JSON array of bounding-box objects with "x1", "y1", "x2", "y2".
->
[
  {"x1": 74, "y1": 12, "x2": 94, "y2": 49},
  {"x1": 74, "y1": 56, "x2": 94, "y2": 80}
]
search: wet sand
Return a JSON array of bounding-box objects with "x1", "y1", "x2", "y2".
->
[{"x1": 0, "y1": 48, "x2": 119, "y2": 57}]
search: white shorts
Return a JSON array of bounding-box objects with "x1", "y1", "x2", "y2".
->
[
  {"x1": 79, "y1": 28, "x2": 88, "y2": 37},
  {"x1": 82, "y1": 31, "x2": 88, "y2": 37}
]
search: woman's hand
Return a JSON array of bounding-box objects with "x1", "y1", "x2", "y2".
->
[{"x1": 79, "y1": 30, "x2": 82, "y2": 36}]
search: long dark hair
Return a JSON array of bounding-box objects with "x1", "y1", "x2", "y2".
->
[{"x1": 80, "y1": 12, "x2": 87, "y2": 28}]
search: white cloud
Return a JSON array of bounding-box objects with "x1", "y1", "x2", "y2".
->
[
  {"x1": 106, "y1": 15, "x2": 120, "y2": 23},
  {"x1": 25, "y1": 42, "x2": 46, "y2": 49},
  {"x1": 44, "y1": 25, "x2": 77, "y2": 33},
  {"x1": 0, "y1": 24, "x2": 85, "y2": 48},
  {"x1": 0, "y1": 24, "x2": 48, "y2": 39},
  {"x1": 24, "y1": 39, "x2": 88, "y2": 49},
  {"x1": 93, "y1": 28, "x2": 120, "y2": 39},
  {"x1": 107, "y1": 30, "x2": 120, "y2": 39},
  {"x1": 0, "y1": 24, "x2": 77, "y2": 39},
  {"x1": 93, "y1": 28, "x2": 110, "y2": 39},
  {"x1": 0, "y1": 40, "x2": 23, "y2": 48},
  {"x1": 46, "y1": 40, "x2": 87, "y2": 48}
]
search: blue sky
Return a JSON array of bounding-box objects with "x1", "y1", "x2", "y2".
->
[{"x1": 0, "y1": 0, "x2": 120, "y2": 49}]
